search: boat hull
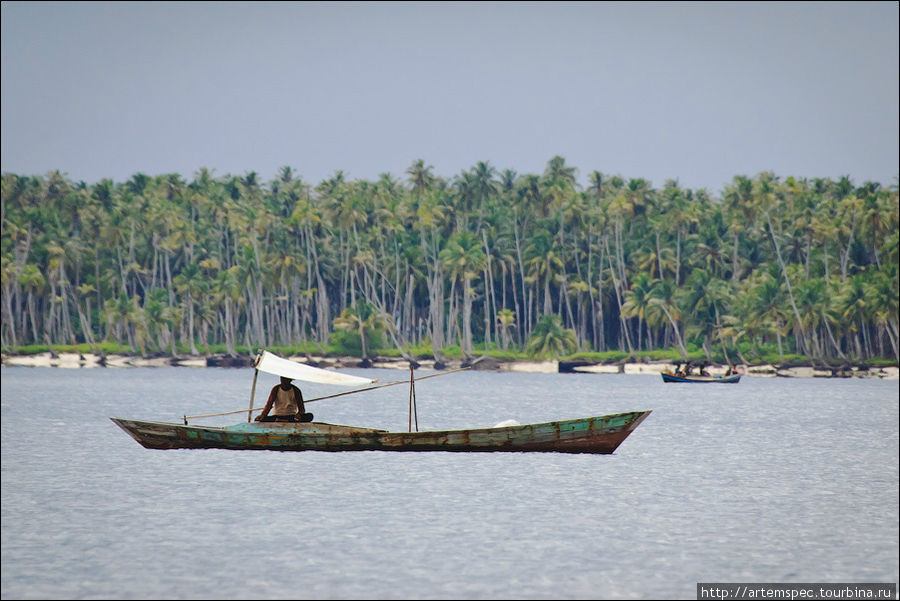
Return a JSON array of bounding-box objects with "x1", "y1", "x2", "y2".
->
[
  {"x1": 110, "y1": 411, "x2": 652, "y2": 454},
  {"x1": 661, "y1": 372, "x2": 741, "y2": 383}
]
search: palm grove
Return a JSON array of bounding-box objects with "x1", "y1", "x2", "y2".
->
[{"x1": 1, "y1": 157, "x2": 898, "y2": 364}]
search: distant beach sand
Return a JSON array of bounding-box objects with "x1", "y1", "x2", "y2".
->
[{"x1": 2, "y1": 352, "x2": 897, "y2": 380}]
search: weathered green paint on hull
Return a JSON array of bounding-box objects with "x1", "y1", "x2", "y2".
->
[{"x1": 110, "y1": 411, "x2": 652, "y2": 454}]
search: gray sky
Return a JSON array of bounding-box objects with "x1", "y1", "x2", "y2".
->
[{"x1": 2, "y1": 1, "x2": 898, "y2": 193}]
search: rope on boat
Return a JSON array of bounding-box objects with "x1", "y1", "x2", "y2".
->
[{"x1": 183, "y1": 366, "x2": 471, "y2": 421}]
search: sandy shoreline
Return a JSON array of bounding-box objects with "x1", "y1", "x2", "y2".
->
[{"x1": 2, "y1": 352, "x2": 897, "y2": 380}]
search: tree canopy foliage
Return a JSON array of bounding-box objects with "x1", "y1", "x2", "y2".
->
[{"x1": 1, "y1": 159, "x2": 897, "y2": 362}]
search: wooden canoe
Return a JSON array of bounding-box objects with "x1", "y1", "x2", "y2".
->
[
  {"x1": 661, "y1": 372, "x2": 741, "y2": 383},
  {"x1": 110, "y1": 410, "x2": 652, "y2": 454}
]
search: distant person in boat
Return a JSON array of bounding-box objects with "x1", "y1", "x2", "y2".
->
[
  {"x1": 255, "y1": 376, "x2": 314, "y2": 423},
  {"x1": 699, "y1": 363, "x2": 710, "y2": 377}
]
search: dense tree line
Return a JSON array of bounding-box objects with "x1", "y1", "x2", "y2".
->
[{"x1": 1, "y1": 158, "x2": 897, "y2": 363}]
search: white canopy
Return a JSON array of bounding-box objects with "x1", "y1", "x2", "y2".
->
[{"x1": 254, "y1": 351, "x2": 376, "y2": 386}]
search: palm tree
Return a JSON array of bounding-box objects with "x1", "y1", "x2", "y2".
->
[
  {"x1": 17, "y1": 264, "x2": 46, "y2": 343},
  {"x1": 103, "y1": 292, "x2": 138, "y2": 350},
  {"x1": 497, "y1": 308, "x2": 516, "y2": 350},
  {"x1": 439, "y1": 232, "x2": 487, "y2": 355},
  {"x1": 648, "y1": 278, "x2": 688, "y2": 359},
  {"x1": 333, "y1": 302, "x2": 386, "y2": 361},
  {"x1": 215, "y1": 266, "x2": 245, "y2": 356},
  {"x1": 517, "y1": 174, "x2": 547, "y2": 217},
  {"x1": 867, "y1": 269, "x2": 899, "y2": 359},
  {"x1": 681, "y1": 269, "x2": 733, "y2": 361},
  {"x1": 659, "y1": 181, "x2": 698, "y2": 286},
  {"x1": 173, "y1": 262, "x2": 208, "y2": 355},
  {"x1": 143, "y1": 288, "x2": 169, "y2": 352},
  {"x1": 622, "y1": 272, "x2": 657, "y2": 350},
  {"x1": 499, "y1": 169, "x2": 518, "y2": 195},
  {"x1": 794, "y1": 277, "x2": 829, "y2": 358},
  {"x1": 470, "y1": 161, "x2": 498, "y2": 232},
  {"x1": 406, "y1": 159, "x2": 434, "y2": 206},
  {"x1": 586, "y1": 171, "x2": 606, "y2": 203},
  {"x1": 764, "y1": 209, "x2": 810, "y2": 355},
  {"x1": 543, "y1": 156, "x2": 577, "y2": 190},
  {"x1": 837, "y1": 274, "x2": 870, "y2": 359},
  {"x1": 523, "y1": 229, "x2": 563, "y2": 319},
  {"x1": 526, "y1": 314, "x2": 576, "y2": 359},
  {"x1": 746, "y1": 273, "x2": 789, "y2": 361}
]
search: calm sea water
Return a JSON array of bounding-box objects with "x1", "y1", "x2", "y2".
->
[{"x1": 1, "y1": 366, "x2": 898, "y2": 600}]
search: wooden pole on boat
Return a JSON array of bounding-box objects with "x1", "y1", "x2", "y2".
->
[
  {"x1": 248, "y1": 368, "x2": 259, "y2": 422},
  {"x1": 408, "y1": 363, "x2": 418, "y2": 432},
  {"x1": 248, "y1": 352, "x2": 266, "y2": 422}
]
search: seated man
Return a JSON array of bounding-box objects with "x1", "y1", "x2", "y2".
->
[{"x1": 255, "y1": 376, "x2": 314, "y2": 422}]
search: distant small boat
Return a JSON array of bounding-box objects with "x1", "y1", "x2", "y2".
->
[
  {"x1": 661, "y1": 372, "x2": 741, "y2": 384},
  {"x1": 110, "y1": 411, "x2": 652, "y2": 454}
]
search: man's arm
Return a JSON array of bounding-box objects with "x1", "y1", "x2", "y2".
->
[{"x1": 254, "y1": 387, "x2": 277, "y2": 421}]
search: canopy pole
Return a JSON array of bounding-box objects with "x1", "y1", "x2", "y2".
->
[
  {"x1": 248, "y1": 368, "x2": 259, "y2": 423},
  {"x1": 408, "y1": 364, "x2": 418, "y2": 432}
]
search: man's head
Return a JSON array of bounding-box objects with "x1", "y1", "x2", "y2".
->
[{"x1": 280, "y1": 376, "x2": 293, "y2": 387}]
